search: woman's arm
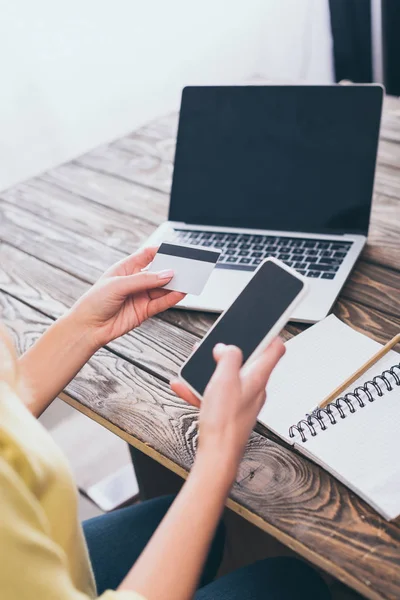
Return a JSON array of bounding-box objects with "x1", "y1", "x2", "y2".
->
[
  {"x1": 18, "y1": 312, "x2": 98, "y2": 417},
  {"x1": 120, "y1": 452, "x2": 232, "y2": 600},
  {"x1": 18, "y1": 247, "x2": 184, "y2": 416},
  {"x1": 119, "y1": 340, "x2": 285, "y2": 600}
]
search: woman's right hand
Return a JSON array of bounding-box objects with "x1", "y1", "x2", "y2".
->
[
  {"x1": 171, "y1": 338, "x2": 285, "y2": 485},
  {"x1": 123, "y1": 339, "x2": 285, "y2": 600}
]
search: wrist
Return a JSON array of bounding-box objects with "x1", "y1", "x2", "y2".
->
[
  {"x1": 192, "y1": 445, "x2": 239, "y2": 493},
  {"x1": 58, "y1": 309, "x2": 100, "y2": 356},
  {"x1": 68, "y1": 300, "x2": 117, "y2": 351}
]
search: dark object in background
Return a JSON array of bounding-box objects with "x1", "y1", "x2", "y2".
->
[
  {"x1": 329, "y1": 0, "x2": 400, "y2": 96},
  {"x1": 382, "y1": 0, "x2": 400, "y2": 95},
  {"x1": 328, "y1": 0, "x2": 373, "y2": 83}
]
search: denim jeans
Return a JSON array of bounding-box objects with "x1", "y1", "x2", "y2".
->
[{"x1": 83, "y1": 495, "x2": 331, "y2": 599}]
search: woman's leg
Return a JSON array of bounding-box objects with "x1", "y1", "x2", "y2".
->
[
  {"x1": 83, "y1": 495, "x2": 225, "y2": 595},
  {"x1": 195, "y1": 556, "x2": 331, "y2": 600}
]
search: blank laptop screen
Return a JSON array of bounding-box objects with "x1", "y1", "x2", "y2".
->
[{"x1": 169, "y1": 85, "x2": 383, "y2": 235}]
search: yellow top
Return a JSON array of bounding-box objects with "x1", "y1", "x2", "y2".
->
[{"x1": 0, "y1": 381, "x2": 144, "y2": 600}]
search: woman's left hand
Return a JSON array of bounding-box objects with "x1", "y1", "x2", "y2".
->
[{"x1": 71, "y1": 246, "x2": 185, "y2": 349}]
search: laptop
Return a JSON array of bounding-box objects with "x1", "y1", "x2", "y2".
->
[{"x1": 146, "y1": 85, "x2": 383, "y2": 323}]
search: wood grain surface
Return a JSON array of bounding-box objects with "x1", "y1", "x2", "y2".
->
[
  {"x1": 2, "y1": 291, "x2": 400, "y2": 600},
  {"x1": 1, "y1": 91, "x2": 399, "y2": 600}
]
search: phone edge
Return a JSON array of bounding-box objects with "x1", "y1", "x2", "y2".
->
[{"x1": 177, "y1": 257, "x2": 309, "y2": 401}]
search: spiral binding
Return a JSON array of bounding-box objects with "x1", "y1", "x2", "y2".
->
[{"x1": 288, "y1": 362, "x2": 400, "y2": 443}]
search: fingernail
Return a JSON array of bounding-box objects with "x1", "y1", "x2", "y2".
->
[
  {"x1": 157, "y1": 269, "x2": 174, "y2": 280},
  {"x1": 214, "y1": 343, "x2": 226, "y2": 353}
]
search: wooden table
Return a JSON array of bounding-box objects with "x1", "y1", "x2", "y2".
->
[{"x1": 1, "y1": 94, "x2": 400, "y2": 600}]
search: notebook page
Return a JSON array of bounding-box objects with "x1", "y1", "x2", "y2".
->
[
  {"x1": 296, "y1": 351, "x2": 400, "y2": 520},
  {"x1": 258, "y1": 315, "x2": 383, "y2": 442}
]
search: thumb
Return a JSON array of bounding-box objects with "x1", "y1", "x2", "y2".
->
[
  {"x1": 208, "y1": 344, "x2": 243, "y2": 388},
  {"x1": 242, "y1": 337, "x2": 285, "y2": 399},
  {"x1": 111, "y1": 270, "x2": 174, "y2": 296}
]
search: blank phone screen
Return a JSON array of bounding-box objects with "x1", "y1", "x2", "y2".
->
[{"x1": 181, "y1": 261, "x2": 304, "y2": 396}]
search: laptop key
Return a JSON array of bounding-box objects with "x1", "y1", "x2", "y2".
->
[
  {"x1": 213, "y1": 242, "x2": 224, "y2": 248},
  {"x1": 297, "y1": 269, "x2": 307, "y2": 275},
  {"x1": 321, "y1": 250, "x2": 333, "y2": 257},
  {"x1": 321, "y1": 272, "x2": 335, "y2": 279},
  {"x1": 291, "y1": 248, "x2": 304, "y2": 255},
  {"x1": 317, "y1": 242, "x2": 330, "y2": 249},
  {"x1": 240, "y1": 244, "x2": 251, "y2": 250},
  {"x1": 252, "y1": 258, "x2": 262, "y2": 265},
  {"x1": 331, "y1": 243, "x2": 351, "y2": 250},
  {"x1": 294, "y1": 262, "x2": 304, "y2": 269},
  {"x1": 225, "y1": 249, "x2": 236, "y2": 255},
  {"x1": 305, "y1": 249, "x2": 318, "y2": 256},
  {"x1": 308, "y1": 271, "x2": 321, "y2": 278},
  {"x1": 310, "y1": 264, "x2": 339, "y2": 272},
  {"x1": 253, "y1": 244, "x2": 264, "y2": 251},
  {"x1": 252, "y1": 251, "x2": 263, "y2": 258},
  {"x1": 279, "y1": 254, "x2": 291, "y2": 260},
  {"x1": 303, "y1": 241, "x2": 317, "y2": 248},
  {"x1": 240, "y1": 258, "x2": 252, "y2": 264},
  {"x1": 319, "y1": 257, "x2": 341, "y2": 265},
  {"x1": 238, "y1": 250, "x2": 250, "y2": 256},
  {"x1": 227, "y1": 243, "x2": 238, "y2": 249},
  {"x1": 226, "y1": 256, "x2": 238, "y2": 263},
  {"x1": 333, "y1": 251, "x2": 346, "y2": 259}
]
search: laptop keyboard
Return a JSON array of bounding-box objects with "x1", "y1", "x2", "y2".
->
[{"x1": 173, "y1": 229, "x2": 353, "y2": 280}]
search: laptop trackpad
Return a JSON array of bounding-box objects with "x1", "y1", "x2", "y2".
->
[{"x1": 178, "y1": 268, "x2": 251, "y2": 312}]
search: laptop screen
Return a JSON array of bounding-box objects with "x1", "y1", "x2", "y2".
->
[{"x1": 169, "y1": 85, "x2": 382, "y2": 236}]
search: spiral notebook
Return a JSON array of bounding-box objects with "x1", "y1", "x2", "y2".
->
[{"x1": 258, "y1": 315, "x2": 400, "y2": 521}]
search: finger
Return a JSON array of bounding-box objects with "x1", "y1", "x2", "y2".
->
[
  {"x1": 148, "y1": 288, "x2": 171, "y2": 300},
  {"x1": 212, "y1": 342, "x2": 227, "y2": 360},
  {"x1": 111, "y1": 270, "x2": 174, "y2": 296},
  {"x1": 108, "y1": 246, "x2": 159, "y2": 277},
  {"x1": 242, "y1": 337, "x2": 285, "y2": 399},
  {"x1": 170, "y1": 379, "x2": 201, "y2": 408},
  {"x1": 148, "y1": 291, "x2": 186, "y2": 316},
  {"x1": 207, "y1": 345, "x2": 243, "y2": 389}
]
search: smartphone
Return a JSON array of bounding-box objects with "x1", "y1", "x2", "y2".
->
[{"x1": 179, "y1": 258, "x2": 308, "y2": 399}]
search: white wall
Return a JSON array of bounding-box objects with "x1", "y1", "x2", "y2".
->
[
  {"x1": 0, "y1": 0, "x2": 334, "y2": 192},
  {"x1": 255, "y1": 0, "x2": 334, "y2": 82}
]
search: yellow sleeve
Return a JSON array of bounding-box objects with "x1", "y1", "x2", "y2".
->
[{"x1": 0, "y1": 458, "x2": 145, "y2": 600}]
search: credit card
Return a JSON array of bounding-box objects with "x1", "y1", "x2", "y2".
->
[{"x1": 147, "y1": 242, "x2": 221, "y2": 295}]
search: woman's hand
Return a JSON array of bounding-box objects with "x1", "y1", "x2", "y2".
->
[
  {"x1": 71, "y1": 246, "x2": 185, "y2": 349},
  {"x1": 18, "y1": 246, "x2": 184, "y2": 416},
  {"x1": 123, "y1": 341, "x2": 284, "y2": 600},
  {"x1": 171, "y1": 338, "x2": 285, "y2": 484}
]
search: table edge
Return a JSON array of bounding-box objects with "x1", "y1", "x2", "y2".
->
[{"x1": 59, "y1": 391, "x2": 385, "y2": 600}]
